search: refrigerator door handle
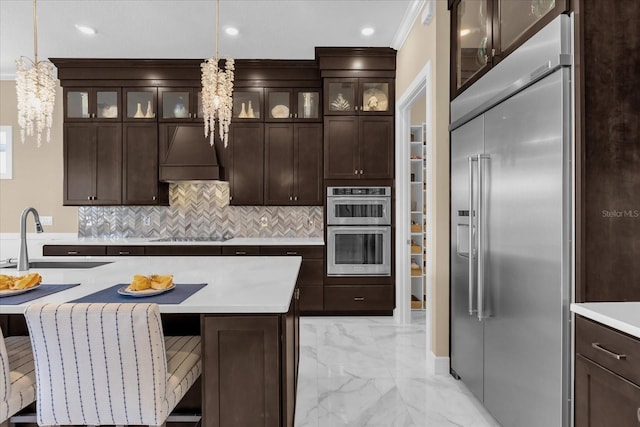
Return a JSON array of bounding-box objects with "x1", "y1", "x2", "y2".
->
[
  {"x1": 477, "y1": 154, "x2": 489, "y2": 321},
  {"x1": 468, "y1": 155, "x2": 477, "y2": 315}
]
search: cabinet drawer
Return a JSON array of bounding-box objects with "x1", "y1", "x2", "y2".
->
[
  {"x1": 299, "y1": 259, "x2": 323, "y2": 286},
  {"x1": 106, "y1": 246, "x2": 145, "y2": 256},
  {"x1": 324, "y1": 285, "x2": 393, "y2": 312},
  {"x1": 299, "y1": 286, "x2": 323, "y2": 313},
  {"x1": 221, "y1": 246, "x2": 260, "y2": 256},
  {"x1": 42, "y1": 245, "x2": 106, "y2": 256},
  {"x1": 576, "y1": 316, "x2": 640, "y2": 386},
  {"x1": 260, "y1": 246, "x2": 323, "y2": 259},
  {"x1": 145, "y1": 246, "x2": 222, "y2": 256}
]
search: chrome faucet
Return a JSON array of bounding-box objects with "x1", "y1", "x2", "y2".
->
[{"x1": 18, "y1": 207, "x2": 44, "y2": 271}]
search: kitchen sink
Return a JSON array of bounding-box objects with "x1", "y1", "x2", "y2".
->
[{"x1": 1, "y1": 261, "x2": 113, "y2": 269}]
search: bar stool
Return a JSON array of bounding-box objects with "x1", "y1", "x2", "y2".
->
[
  {"x1": 0, "y1": 327, "x2": 36, "y2": 424},
  {"x1": 24, "y1": 303, "x2": 201, "y2": 427}
]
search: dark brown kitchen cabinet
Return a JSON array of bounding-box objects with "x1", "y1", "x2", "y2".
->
[
  {"x1": 43, "y1": 245, "x2": 107, "y2": 256},
  {"x1": 324, "y1": 78, "x2": 393, "y2": 115},
  {"x1": 227, "y1": 123, "x2": 264, "y2": 205},
  {"x1": 64, "y1": 87, "x2": 121, "y2": 121},
  {"x1": 144, "y1": 246, "x2": 222, "y2": 256},
  {"x1": 324, "y1": 116, "x2": 393, "y2": 180},
  {"x1": 201, "y1": 305, "x2": 297, "y2": 427},
  {"x1": 575, "y1": 316, "x2": 640, "y2": 426},
  {"x1": 265, "y1": 123, "x2": 322, "y2": 205},
  {"x1": 450, "y1": 0, "x2": 569, "y2": 99},
  {"x1": 324, "y1": 285, "x2": 393, "y2": 314},
  {"x1": 123, "y1": 87, "x2": 157, "y2": 121},
  {"x1": 63, "y1": 123, "x2": 122, "y2": 205},
  {"x1": 260, "y1": 246, "x2": 324, "y2": 314},
  {"x1": 158, "y1": 87, "x2": 202, "y2": 121},
  {"x1": 122, "y1": 123, "x2": 168, "y2": 205},
  {"x1": 265, "y1": 88, "x2": 321, "y2": 122},
  {"x1": 105, "y1": 246, "x2": 145, "y2": 256},
  {"x1": 221, "y1": 246, "x2": 260, "y2": 256}
]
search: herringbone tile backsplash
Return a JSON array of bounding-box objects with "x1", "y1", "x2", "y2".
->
[{"x1": 78, "y1": 182, "x2": 323, "y2": 238}]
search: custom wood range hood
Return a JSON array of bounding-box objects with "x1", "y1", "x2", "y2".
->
[{"x1": 159, "y1": 123, "x2": 222, "y2": 182}]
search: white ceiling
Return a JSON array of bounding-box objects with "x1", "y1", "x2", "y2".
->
[{"x1": 0, "y1": 0, "x2": 416, "y2": 78}]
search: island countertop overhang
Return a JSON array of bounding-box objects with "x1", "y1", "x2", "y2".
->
[{"x1": 0, "y1": 255, "x2": 302, "y2": 315}]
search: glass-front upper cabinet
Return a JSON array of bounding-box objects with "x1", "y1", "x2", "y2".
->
[
  {"x1": 497, "y1": 0, "x2": 567, "y2": 56},
  {"x1": 64, "y1": 88, "x2": 121, "y2": 121},
  {"x1": 123, "y1": 88, "x2": 157, "y2": 121},
  {"x1": 265, "y1": 88, "x2": 321, "y2": 122},
  {"x1": 452, "y1": 0, "x2": 491, "y2": 96},
  {"x1": 450, "y1": 0, "x2": 569, "y2": 99},
  {"x1": 158, "y1": 88, "x2": 202, "y2": 122},
  {"x1": 324, "y1": 78, "x2": 392, "y2": 115},
  {"x1": 232, "y1": 89, "x2": 263, "y2": 121}
]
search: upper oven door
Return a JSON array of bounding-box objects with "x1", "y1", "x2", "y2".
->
[{"x1": 326, "y1": 196, "x2": 391, "y2": 225}]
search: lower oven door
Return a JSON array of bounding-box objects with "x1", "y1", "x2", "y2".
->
[{"x1": 327, "y1": 226, "x2": 391, "y2": 276}]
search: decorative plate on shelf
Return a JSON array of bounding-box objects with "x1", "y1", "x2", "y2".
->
[
  {"x1": 0, "y1": 283, "x2": 41, "y2": 297},
  {"x1": 117, "y1": 284, "x2": 176, "y2": 297},
  {"x1": 362, "y1": 88, "x2": 388, "y2": 112},
  {"x1": 271, "y1": 104, "x2": 290, "y2": 118}
]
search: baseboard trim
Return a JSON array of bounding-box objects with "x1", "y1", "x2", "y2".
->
[{"x1": 428, "y1": 351, "x2": 450, "y2": 375}]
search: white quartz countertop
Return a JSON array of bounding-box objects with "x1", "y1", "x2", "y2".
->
[
  {"x1": 0, "y1": 256, "x2": 301, "y2": 315},
  {"x1": 42, "y1": 237, "x2": 324, "y2": 246},
  {"x1": 571, "y1": 302, "x2": 640, "y2": 339}
]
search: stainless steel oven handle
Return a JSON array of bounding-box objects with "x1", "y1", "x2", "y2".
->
[{"x1": 468, "y1": 156, "x2": 476, "y2": 316}]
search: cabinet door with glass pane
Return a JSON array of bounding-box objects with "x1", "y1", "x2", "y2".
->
[
  {"x1": 495, "y1": 0, "x2": 568, "y2": 60},
  {"x1": 232, "y1": 89, "x2": 263, "y2": 122},
  {"x1": 158, "y1": 88, "x2": 202, "y2": 122},
  {"x1": 324, "y1": 78, "x2": 357, "y2": 115},
  {"x1": 64, "y1": 88, "x2": 121, "y2": 122},
  {"x1": 359, "y1": 79, "x2": 393, "y2": 115},
  {"x1": 266, "y1": 88, "x2": 322, "y2": 122},
  {"x1": 123, "y1": 88, "x2": 157, "y2": 122},
  {"x1": 451, "y1": 0, "x2": 492, "y2": 97}
]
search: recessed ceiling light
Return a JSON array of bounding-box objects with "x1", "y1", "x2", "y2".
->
[
  {"x1": 361, "y1": 27, "x2": 375, "y2": 36},
  {"x1": 75, "y1": 24, "x2": 96, "y2": 36},
  {"x1": 225, "y1": 27, "x2": 239, "y2": 36}
]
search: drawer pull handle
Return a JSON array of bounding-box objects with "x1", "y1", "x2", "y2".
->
[
  {"x1": 591, "y1": 342, "x2": 627, "y2": 360},
  {"x1": 67, "y1": 251, "x2": 78, "y2": 255},
  {"x1": 354, "y1": 297, "x2": 365, "y2": 301},
  {"x1": 286, "y1": 251, "x2": 297, "y2": 255},
  {"x1": 235, "y1": 251, "x2": 247, "y2": 255},
  {"x1": 118, "y1": 251, "x2": 130, "y2": 255}
]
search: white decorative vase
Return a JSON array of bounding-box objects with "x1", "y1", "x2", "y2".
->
[
  {"x1": 145, "y1": 100, "x2": 153, "y2": 118},
  {"x1": 134, "y1": 102, "x2": 144, "y2": 118},
  {"x1": 247, "y1": 101, "x2": 255, "y2": 118},
  {"x1": 239, "y1": 102, "x2": 248, "y2": 118}
]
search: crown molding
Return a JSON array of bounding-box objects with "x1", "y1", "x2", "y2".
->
[{"x1": 390, "y1": 0, "x2": 426, "y2": 50}]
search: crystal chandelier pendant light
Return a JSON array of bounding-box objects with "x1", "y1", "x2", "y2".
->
[
  {"x1": 201, "y1": 0, "x2": 235, "y2": 148},
  {"x1": 16, "y1": 0, "x2": 57, "y2": 147}
]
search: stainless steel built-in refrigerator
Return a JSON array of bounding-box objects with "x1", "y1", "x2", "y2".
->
[{"x1": 450, "y1": 15, "x2": 572, "y2": 427}]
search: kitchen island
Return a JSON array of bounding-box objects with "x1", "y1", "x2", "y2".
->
[{"x1": 0, "y1": 256, "x2": 302, "y2": 427}]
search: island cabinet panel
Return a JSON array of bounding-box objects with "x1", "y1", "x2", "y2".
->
[
  {"x1": 202, "y1": 309, "x2": 297, "y2": 427},
  {"x1": 575, "y1": 316, "x2": 640, "y2": 426}
]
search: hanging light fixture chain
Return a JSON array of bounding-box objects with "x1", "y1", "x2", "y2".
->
[
  {"x1": 33, "y1": 0, "x2": 38, "y2": 64},
  {"x1": 215, "y1": 0, "x2": 219, "y2": 60}
]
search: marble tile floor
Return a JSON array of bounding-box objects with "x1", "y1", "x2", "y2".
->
[{"x1": 294, "y1": 311, "x2": 501, "y2": 427}]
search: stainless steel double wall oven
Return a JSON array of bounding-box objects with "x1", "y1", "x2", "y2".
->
[{"x1": 326, "y1": 186, "x2": 392, "y2": 276}]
